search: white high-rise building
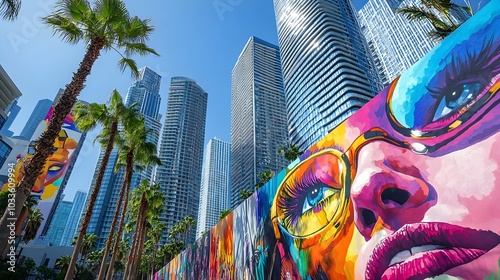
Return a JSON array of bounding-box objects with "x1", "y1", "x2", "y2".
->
[{"x1": 196, "y1": 138, "x2": 231, "y2": 239}]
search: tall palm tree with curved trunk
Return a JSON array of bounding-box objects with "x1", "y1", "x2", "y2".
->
[
  {"x1": 0, "y1": 0, "x2": 20, "y2": 20},
  {"x1": 73, "y1": 89, "x2": 137, "y2": 280},
  {"x1": 105, "y1": 119, "x2": 161, "y2": 280},
  {"x1": 0, "y1": 0, "x2": 158, "y2": 267},
  {"x1": 397, "y1": 0, "x2": 471, "y2": 40},
  {"x1": 71, "y1": 89, "x2": 136, "y2": 280}
]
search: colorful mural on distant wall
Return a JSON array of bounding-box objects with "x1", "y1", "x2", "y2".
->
[
  {"x1": 156, "y1": 2, "x2": 500, "y2": 279},
  {"x1": 1, "y1": 105, "x2": 82, "y2": 238}
]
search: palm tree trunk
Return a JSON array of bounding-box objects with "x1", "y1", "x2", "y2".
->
[
  {"x1": 62, "y1": 51, "x2": 115, "y2": 279},
  {"x1": 124, "y1": 194, "x2": 145, "y2": 279},
  {"x1": 0, "y1": 37, "x2": 106, "y2": 259},
  {"x1": 97, "y1": 124, "x2": 125, "y2": 280},
  {"x1": 106, "y1": 150, "x2": 133, "y2": 280},
  {"x1": 149, "y1": 237, "x2": 159, "y2": 280},
  {"x1": 131, "y1": 200, "x2": 148, "y2": 280}
]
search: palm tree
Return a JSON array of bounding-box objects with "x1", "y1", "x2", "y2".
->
[
  {"x1": 278, "y1": 144, "x2": 303, "y2": 162},
  {"x1": 124, "y1": 180, "x2": 164, "y2": 280},
  {"x1": 55, "y1": 255, "x2": 71, "y2": 277},
  {"x1": 71, "y1": 89, "x2": 137, "y2": 280},
  {"x1": 239, "y1": 190, "x2": 253, "y2": 200},
  {"x1": 180, "y1": 216, "x2": 196, "y2": 246},
  {"x1": 22, "y1": 208, "x2": 43, "y2": 244},
  {"x1": 397, "y1": 0, "x2": 471, "y2": 40},
  {"x1": 73, "y1": 233, "x2": 98, "y2": 267},
  {"x1": 147, "y1": 220, "x2": 166, "y2": 277},
  {"x1": 0, "y1": 0, "x2": 158, "y2": 267},
  {"x1": 219, "y1": 209, "x2": 232, "y2": 221},
  {"x1": 254, "y1": 169, "x2": 273, "y2": 189},
  {"x1": 105, "y1": 119, "x2": 161, "y2": 280},
  {"x1": 0, "y1": 0, "x2": 20, "y2": 20},
  {"x1": 77, "y1": 90, "x2": 138, "y2": 280}
]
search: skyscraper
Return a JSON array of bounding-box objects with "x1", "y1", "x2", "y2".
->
[
  {"x1": 156, "y1": 77, "x2": 207, "y2": 245},
  {"x1": 196, "y1": 137, "x2": 231, "y2": 239},
  {"x1": 0, "y1": 65, "x2": 22, "y2": 130},
  {"x1": 230, "y1": 36, "x2": 289, "y2": 208},
  {"x1": 83, "y1": 67, "x2": 162, "y2": 248},
  {"x1": 44, "y1": 197, "x2": 73, "y2": 246},
  {"x1": 60, "y1": 190, "x2": 87, "y2": 246},
  {"x1": 358, "y1": 0, "x2": 470, "y2": 86},
  {"x1": 17, "y1": 99, "x2": 52, "y2": 141},
  {"x1": 0, "y1": 101, "x2": 20, "y2": 137},
  {"x1": 273, "y1": 0, "x2": 382, "y2": 151}
]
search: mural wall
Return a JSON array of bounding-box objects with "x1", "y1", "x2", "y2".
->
[
  {"x1": 2, "y1": 105, "x2": 83, "y2": 238},
  {"x1": 156, "y1": 1, "x2": 500, "y2": 279}
]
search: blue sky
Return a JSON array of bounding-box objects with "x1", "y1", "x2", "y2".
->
[{"x1": 0, "y1": 0, "x2": 488, "y2": 201}]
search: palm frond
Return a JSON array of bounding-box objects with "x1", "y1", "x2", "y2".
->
[
  {"x1": 0, "y1": 0, "x2": 21, "y2": 20},
  {"x1": 42, "y1": 13, "x2": 84, "y2": 44},
  {"x1": 57, "y1": 0, "x2": 91, "y2": 21},
  {"x1": 121, "y1": 42, "x2": 159, "y2": 57},
  {"x1": 117, "y1": 57, "x2": 139, "y2": 79}
]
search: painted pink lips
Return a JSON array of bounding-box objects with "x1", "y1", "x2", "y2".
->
[{"x1": 365, "y1": 222, "x2": 500, "y2": 280}]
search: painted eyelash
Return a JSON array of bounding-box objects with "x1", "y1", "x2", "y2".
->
[
  {"x1": 278, "y1": 172, "x2": 323, "y2": 224},
  {"x1": 427, "y1": 37, "x2": 500, "y2": 98}
]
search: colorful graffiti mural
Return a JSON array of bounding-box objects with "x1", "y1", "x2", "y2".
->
[
  {"x1": 156, "y1": 1, "x2": 500, "y2": 279},
  {"x1": 1, "y1": 105, "x2": 83, "y2": 238}
]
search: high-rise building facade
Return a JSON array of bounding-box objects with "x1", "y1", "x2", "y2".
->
[
  {"x1": 196, "y1": 137, "x2": 231, "y2": 239},
  {"x1": 83, "y1": 67, "x2": 162, "y2": 248},
  {"x1": 230, "y1": 36, "x2": 289, "y2": 208},
  {"x1": 17, "y1": 99, "x2": 52, "y2": 141},
  {"x1": 156, "y1": 77, "x2": 207, "y2": 245},
  {"x1": 0, "y1": 65, "x2": 22, "y2": 130},
  {"x1": 273, "y1": 0, "x2": 382, "y2": 151},
  {"x1": 44, "y1": 198, "x2": 73, "y2": 246},
  {"x1": 358, "y1": 0, "x2": 470, "y2": 86},
  {"x1": 60, "y1": 190, "x2": 87, "y2": 246},
  {"x1": 0, "y1": 101, "x2": 20, "y2": 137}
]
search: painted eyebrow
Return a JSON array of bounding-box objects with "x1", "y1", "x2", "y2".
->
[{"x1": 426, "y1": 36, "x2": 500, "y2": 96}]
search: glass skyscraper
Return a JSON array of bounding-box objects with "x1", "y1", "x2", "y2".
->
[
  {"x1": 83, "y1": 67, "x2": 162, "y2": 248},
  {"x1": 358, "y1": 0, "x2": 470, "y2": 86},
  {"x1": 196, "y1": 137, "x2": 231, "y2": 239},
  {"x1": 0, "y1": 65, "x2": 22, "y2": 131},
  {"x1": 156, "y1": 77, "x2": 207, "y2": 245},
  {"x1": 273, "y1": 0, "x2": 382, "y2": 151},
  {"x1": 230, "y1": 36, "x2": 289, "y2": 208},
  {"x1": 44, "y1": 198, "x2": 73, "y2": 246},
  {"x1": 60, "y1": 190, "x2": 87, "y2": 246},
  {"x1": 17, "y1": 99, "x2": 52, "y2": 141}
]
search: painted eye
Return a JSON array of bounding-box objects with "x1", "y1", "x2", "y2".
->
[
  {"x1": 432, "y1": 82, "x2": 483, "y2": 121},
  {"x1": 48, "y1": 164, "x2": 63, "y2": 172},
  {"x1": 301, "y1": 183, "x2": 338, "y2": 214}
]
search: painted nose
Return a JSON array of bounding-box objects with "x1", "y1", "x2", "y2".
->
[{"x1": 350, "y1": 146, "x2": 437, "y2": 240}]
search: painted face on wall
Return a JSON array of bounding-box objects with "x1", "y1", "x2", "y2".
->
[
  {"x1": 31, "y1": 130, "x2": 78, "y2": 200},
  {"x1": 349, "y1": 15, "x2": 500, "y2": 279},
  {"x1": 271, "y1": 7, "x2": 500, "y2": 279}
]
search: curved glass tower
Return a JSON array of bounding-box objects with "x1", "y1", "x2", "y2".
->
[{"x1": 273, "y1": 0, "x2": 382, "y2": 151}]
